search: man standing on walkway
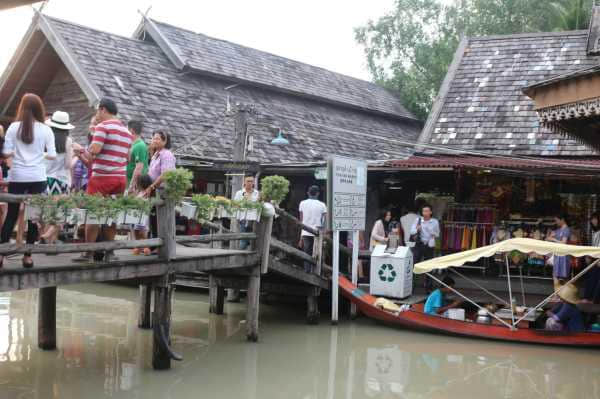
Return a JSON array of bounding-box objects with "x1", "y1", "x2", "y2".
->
[
  {"x1": 74, "y1": 98, "x2": 133, "y2": 262},
  {"x1": 410, "y1": 204, "x2": 440, "y2": 291},
  {"x1": 298, "y1": 185, "x2": 327, "y2": 273},
  {"x1": 126, "y1": 120, "x2": 148, "y2": 191},
  {"x1": 233, "y1": 175, "x2": 259, "y2": 250}
]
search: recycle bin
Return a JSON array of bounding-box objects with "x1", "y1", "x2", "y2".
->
[{"x1": 370, "y1": 245, "x2": 413, "y2": 299}]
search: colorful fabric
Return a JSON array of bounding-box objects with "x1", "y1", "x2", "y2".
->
[
  {"x1": 90, "y1": 119, "x2": 133, "y2": 177},
  {"x1": 148, "y1": 149, "x2": 176, "y2": 182},
  {"x1": 47, "y1": 177, "x2": 70, "y2": 195},
  {"x1": 126, "y1": 138, "x2": 149, "y2": 184}
]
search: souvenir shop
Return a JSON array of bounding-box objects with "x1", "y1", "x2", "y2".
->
[{"x1": 375, "y1": 157, "x2": 600, "y2": 279}]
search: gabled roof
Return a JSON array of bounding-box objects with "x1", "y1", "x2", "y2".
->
[
  {"x1": 138, "y1": 18, "x2": 416, "y2": 121},
  {"x1": 419, "y1": 30, "x2": 600, "y2": 157},
  {"x1": 1, "y1": 15, "x2": 420, "y2": 164}
]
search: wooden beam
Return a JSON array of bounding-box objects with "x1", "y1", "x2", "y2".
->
[
  {"x1": 157, "y1": 200, "x2": 176, "y2": 261},
  {"x1": 269, "y1": 257, "x2": 329, "y2": 289},
  {"x1": 214, "y1": 276, "x2": 319, "y2": 296},
  {"x1": 270, "y1": 238, "x2": 316, "y2": 265},
  {"x1": 255, "y1": 215, "x2": 273, "y2": 274},
  {"x1": 142, "y1": 17, "x2": 187, "y2": 70},
  {"x1": 208, "y1": 274, "x2": 225, "y2": 315},
  {"x1": 0, "y1": 252, "x2": 259, "y2": 292},
  {"x1": 138, "y1": 284, "x2": 152, "y2": 329},
  {"x1": 152, "y1": 280, "x2": 173, "y2": 370},
  {"x1": 175, "y1": 233, "x2": 256, "y2": 244},
  {"x1": 246, "y1": 266, "x2": 260, "y2": 342},
  {"x1": 0, "y1": 238, "x2": 163, "y2": 255}
]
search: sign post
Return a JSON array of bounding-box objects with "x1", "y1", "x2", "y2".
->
[{"x1": 327, "y1": 156, "x2": 367, "y2": 324}]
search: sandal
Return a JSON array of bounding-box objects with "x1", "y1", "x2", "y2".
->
[{"x1": 22, "y1": 255, "x2": 34, "y2": 269}]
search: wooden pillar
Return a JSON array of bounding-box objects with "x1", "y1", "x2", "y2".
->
[
  {"x1": 246, "y1": 267, "x2": 261, "y2": 342},
  {"x1": 254, "y1": 213, "x2": 273, "y2": 274},
  {"x1": 138, "y1": 284, "x2": 152, "y2": 329},
  {"x1": 157, "y1": 199, "x2": 176, "y2": 260},
  {"x1": 307, "y1": 229, "x2": 323, "y2": 324},
  {"x1": 152, "y1": 282, "x2": 173, "y2": 370},
  {"x1": 209, "y1": 274, "x2": 225, "y2": 315},
  {"x1": 38, "y1": 286, "x2": 56, "y2": 350}
]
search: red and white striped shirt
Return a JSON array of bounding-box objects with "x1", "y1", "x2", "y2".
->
[{"x1": 90, "y1": 119, "x2": 133, "y2": 177}]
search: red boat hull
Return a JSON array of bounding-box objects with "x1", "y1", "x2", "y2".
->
[{"x1": 339, "y1": 275, "x2": 600, "y2": 347}]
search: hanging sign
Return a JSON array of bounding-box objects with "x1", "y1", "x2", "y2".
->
[{"x1": 327, "y1": 156, "x2": 367, "y2": 231}]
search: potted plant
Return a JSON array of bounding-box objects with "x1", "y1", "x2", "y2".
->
[
  {"x1": 161, "y1": 168, "x2": 193, "y2": 203},
  {"x1": 189, "y1": 194, "x2": 217, "y2": 221},
  {"x1": 260, "y1": 175, "x2": 289, "y2": 206}
]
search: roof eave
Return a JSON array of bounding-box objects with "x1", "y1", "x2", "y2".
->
[{"x1": 36, "y1": 12, "x2": 101, "y2": 106}]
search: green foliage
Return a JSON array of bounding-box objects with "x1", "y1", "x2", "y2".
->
[
  {"x1": 356, "y1": 0, "x2": 595, "y2": 119},
  {"x1": 260, "y1": 175, "x2": 290, "y2": 204},
  {"x1": 162, "y1": 168, "x2": 193, "y2": 203}
]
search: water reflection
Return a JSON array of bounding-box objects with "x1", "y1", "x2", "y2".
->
[{"x1": 0, "y1": 285, "x2": 598, "y2": 399}]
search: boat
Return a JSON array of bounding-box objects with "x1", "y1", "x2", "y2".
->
[{"x1": 340, "y1": 238, "x2": 600, "y2": 347}]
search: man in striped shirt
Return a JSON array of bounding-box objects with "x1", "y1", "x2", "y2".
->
[{"x1": 74, "y1": 98, "x2": 132, "y2": 262}]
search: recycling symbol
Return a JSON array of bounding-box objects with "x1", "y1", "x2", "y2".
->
[{"x1": 378, "y1": 264, "x2": 397, "y2": 282}]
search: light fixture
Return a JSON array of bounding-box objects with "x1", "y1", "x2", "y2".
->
[{"x1": 270, "y1": 129, "x2": 289, "y2": 146}]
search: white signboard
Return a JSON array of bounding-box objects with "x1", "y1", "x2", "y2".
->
[{"x1": 327, "y1": 156, "x2": 367, "y2": 231}]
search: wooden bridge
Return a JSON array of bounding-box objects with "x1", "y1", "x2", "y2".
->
[{"x1": 0, "y1": 194, "x2": 333, "y2": 370}]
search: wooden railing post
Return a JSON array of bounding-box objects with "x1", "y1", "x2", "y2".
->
[
  {"x1": 315, "y1": 228, "x2": 324, "y2": 276},
  {"x1": 157, "y1": 199, "x2": 176, "y2": 261},
  {"x1": 38, "y1": 286, "x2": 56, "y2": 350},
  {"x1": 254, "y1": 213, "x2": 273, "y2": 274}
]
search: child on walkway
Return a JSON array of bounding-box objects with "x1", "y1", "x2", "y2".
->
[{"x1": 132, "y1": 174, "x2": 153, "y2": 255}]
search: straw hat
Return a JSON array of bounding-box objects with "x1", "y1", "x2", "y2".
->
[
  {"x1": 557, "y1": 283, "x2": 580, "y2": 305},
  {"x1": 45, "y1": 111, "x2": 75, "y2": 130}
]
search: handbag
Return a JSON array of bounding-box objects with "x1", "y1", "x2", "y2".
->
[{"x1": 409, "y1": 218, "x2": 423, "y2": 246}]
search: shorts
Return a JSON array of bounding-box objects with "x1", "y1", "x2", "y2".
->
[
  {"x1": 47, "y1": 177, "x2": 70, "y2": 195},
  {"x1": 87, "y1": 175, "x2": 126, "y2": 196}
]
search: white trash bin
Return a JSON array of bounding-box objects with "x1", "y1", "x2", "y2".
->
[{"x1": 370, "y1": 245, "x2": 413, "y2": 299}]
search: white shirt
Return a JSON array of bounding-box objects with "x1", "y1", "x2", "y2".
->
[
  {"x1": 410, "y1": 217, "x2": 440, "y2": 248},
  {"x1": 299, "y1": 198, "x2": 327, "y2": 237},
  {"x1": 400, "y1": 212, "x2": 418, "y2": 246},
  {"x1": 234, "y1": 189, "x2": 259, "y2": 202},
  {"x1": 4, "y1": 121, "x2": 56, "y2": 182},
  {"x1": 44, "y1": 137, "x2": 73, "y2": 186}
]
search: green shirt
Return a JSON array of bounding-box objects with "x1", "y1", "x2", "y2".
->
[{"x1": 126, "y1": 138, "x2": 149, "y2": 184}]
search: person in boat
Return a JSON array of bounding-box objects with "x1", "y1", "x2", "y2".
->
[
  {"x1": 545, "y1": 283, "x2": 584, "y2": 332},
  {"x1": 424, "y1": 276, "x2": 463, "y2": 316},
  {"x1": 547, "y1": 214, "x2": 571, "y2": 291}
]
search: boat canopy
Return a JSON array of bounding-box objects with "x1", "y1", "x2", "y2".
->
[{"x1": 414, "y1": 238, "x2": 600, "y2": 274}]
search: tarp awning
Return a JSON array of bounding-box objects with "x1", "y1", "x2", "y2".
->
[{"x1": 414, "y1": 238, "x2": 600, "y2": 274}]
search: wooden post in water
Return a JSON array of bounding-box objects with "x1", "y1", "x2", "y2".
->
[
  {"x1": 138, "y1": 284, "x2": 152, "y2": 329},
  {"x1": 152, "y1": 280, "x2": 174, "y2": 370},
  {"x1": 254, "y1": 213, "x2": 273, "y2": 274},
  {"x1": 209, "y1": 274, "x2": 225, "y2": 315},
  {"x1": 38, "y1": 286, "x2": 56, "y2": 350},
  {"x1": 152, "y1": 200, "x2": 177, "y2": 369},
  {"x1": 246, "y1": 267, "x2": 260, "y2": 342}
]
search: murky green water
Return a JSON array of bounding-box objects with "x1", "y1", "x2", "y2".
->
[{"x1": 0, "y1": 284, "x2": 598, "y2": 399}]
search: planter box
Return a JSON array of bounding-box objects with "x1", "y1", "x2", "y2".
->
[
  {"x1": 236, "y1": 208, "x2": 262, "y2": 221},
  {"x1": 25, "y1": 205, "x2": 70, "y2": 224},
  {"x1": 72, "y1": 209, "x2": 113, "y2": 225},
  {"x1": 179, "y1": 202, "x2": 198, "y2": 219},
  {"x1": 116, "y1": 209, "x2": 150, "y2": 226}
]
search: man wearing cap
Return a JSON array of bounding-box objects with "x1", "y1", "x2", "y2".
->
[
  {"x1": 73, "y1": 98, "x2": 133, "y2": 262},
  {"x1": 298, "y1": 185, "x2": 327, "y2": 273}
]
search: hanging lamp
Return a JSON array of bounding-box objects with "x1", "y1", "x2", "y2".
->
[{"x1": 270, "y1": 129, "x2": 289, "y2": 145}]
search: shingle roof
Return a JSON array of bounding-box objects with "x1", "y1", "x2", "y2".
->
[
  {"x1": 523, "y1": 63, "x2": 600, "y2": 93},
  {"x1": 43, "y1": 16, "x2": 420, "y2": 163},
  {"x1": 149, "y1": 19, "x2": 415, "y2": 120},
  {"x1": 420, "y1": 31, "x2": 600, "y2": 156}
]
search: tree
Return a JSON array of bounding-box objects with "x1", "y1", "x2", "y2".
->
[{"x1": 356, "y1": 0, "x2": 594, "y2": 120}]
